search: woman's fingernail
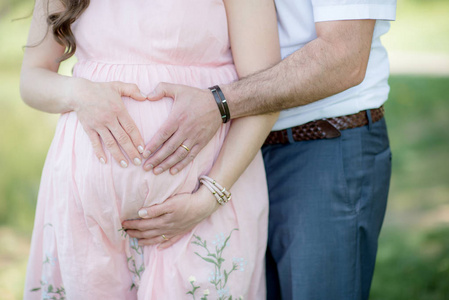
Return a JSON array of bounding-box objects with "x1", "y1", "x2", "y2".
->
[
  {"x1": 100, "y1": 157, "x2": 106, "y2": 164},
  {"x1": 140, "y1": 92, "x2": 147, "y2": 98},
  {"x1": 138, "y1": 146, "x2": 144, "y2": 153},
  {"x1": 144, "y1": 164, "x2": 153, "y2": 171},
  {"x1": 134, "y1": 158, "x2": 142, "y2": 166},
  {"x1": 154, "y1": 167, "x2": 163, "y2": 175},
  {"x1": 143, "y1": 150, "x2": 151, "y2": 158},
  {"x1": 120, "y1": 160, "x2": 128, "y2": 168},
  {"x1": 138, "y1": 209, "x2": 149, "y2": 218},
  {"x1": 171, "y1": 168, "x2": 178, "y2": 175},
  {"x1": 148, "y1": 91, "x2": 156, "y2": 98}
]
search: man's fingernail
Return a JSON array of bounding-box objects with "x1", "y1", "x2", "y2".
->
[
  {"x1": 120, "y1": 160, "x2": 128, "y2": 168},
  {"x1": 143, "y1": 150, "x2": 151, "y2": 158},
  {"x1": 154, "y1": 167, "x2": 163, "y2": 175},
  {"x1": 144, "y1": 163, "x2": 153, "y2": 171},
  {"x1": 138, "y1": 209, "x2": 149, "y2": 218},
  {"x1": 138, "y1": 146, "x2": 144, "y2": 153},
  {"x1": 100, "y1": 157, "x2": 106, "y2": 164},
  {"x1": 134, "y1": 158, "x2": 142, "y2": 166}
]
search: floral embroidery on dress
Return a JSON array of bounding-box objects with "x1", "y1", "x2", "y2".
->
[
  {"x1": 127, "y1": 237, "x2": 145, "y2": 291},
  {"x1": 30, "y1": 282, "x2": 66, "y2": 300},
  {"x1": 187, "y1": 228, "x2": 246, "y2": 300},
  {"x1": 30, "y1": 223, "x2": 66, "y2": 300},
  {"x1": 30, "y1": 224, "x2": 145, "y2": 296},
  {"x1": 118, "y1": 227, "x2": 145, "y2": 290},
  {"x1": 119, "y1": 227, "x2": 145, "y2": 291}
]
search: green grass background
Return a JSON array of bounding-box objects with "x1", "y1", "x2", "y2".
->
[{"x1": 1, "y1": 0, "x2": 448, "y2": 299}]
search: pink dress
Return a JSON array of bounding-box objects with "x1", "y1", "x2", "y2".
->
[{"x1": 24, "y1": 1, "x2": 268, "y2": 299}]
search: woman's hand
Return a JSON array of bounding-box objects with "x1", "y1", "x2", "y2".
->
[
  {"x1": 122, "y1": 186, "x2": 219, "y2": 249},
  {"x1": 71, "y1": 78, "x2": 147, "y2": 167}
]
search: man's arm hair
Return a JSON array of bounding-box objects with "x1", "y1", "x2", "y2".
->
[{"x1": 223, "y1": 19, "x2": 376, "y2": 118}]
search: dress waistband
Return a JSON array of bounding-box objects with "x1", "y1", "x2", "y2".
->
[{"x1": 75, "y1": 59, "x2": 234, "y2": 69}]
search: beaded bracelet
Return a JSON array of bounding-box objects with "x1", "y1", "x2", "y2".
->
[
  {"x1": 208, "y1": 85, "x2": 231, "y2": 123},
  {"x1": 199, "y1": 175, "x2": 232, "y2": 205}
]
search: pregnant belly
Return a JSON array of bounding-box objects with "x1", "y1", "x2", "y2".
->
[
  {"x1": 54, "y1": 99, "x2": 225, "y2": 234},
  {"x1": 50, "y1": 62, "x2": 234, "y2": 243}
]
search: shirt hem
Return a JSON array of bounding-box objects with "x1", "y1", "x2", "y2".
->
[
  {"x1": 271, "y1": 96, "x2": 389, "y2": 131},
  {"x1": 313, "y1": 4, "x2": 397, "y2": 22}
]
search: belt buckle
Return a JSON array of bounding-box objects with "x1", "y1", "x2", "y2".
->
[{"x1": 315, "y1": 120, "x2": 341, "y2": 139}]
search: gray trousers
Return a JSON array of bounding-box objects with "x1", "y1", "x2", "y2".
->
[{"x1": 262, "y1": 113, "x2": 392, "y2": 300}]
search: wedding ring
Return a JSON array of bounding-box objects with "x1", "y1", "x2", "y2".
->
[
  {"x1": 180, "y1": 144, "x2": 190, "y2": 152},
  {"x1": 161, "y1": 234, "x2": 169, "y2": 241}
]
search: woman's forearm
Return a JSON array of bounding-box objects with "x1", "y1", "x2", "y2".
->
[
  {"x1": 203, "y1": 0, "x2": 280, "y2": 198},
  {"x1": 20, "y1": 62, "x2": 148, "y2": 166},
  {"x1": 20, "y1": 0, "x2": 76, "y2": 114},
  {"x1": 20, "y1": 66, "x2": 78, "y2": 114},
  {"x1": 205, "y1": 113, "x2": 278, "y2": 191}
]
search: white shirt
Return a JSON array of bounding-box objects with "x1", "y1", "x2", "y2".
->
[{"x1": 272, "y1": 0, "x2": 397, "y2": 131}]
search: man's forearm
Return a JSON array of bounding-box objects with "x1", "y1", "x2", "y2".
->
[{"x1": 223, "y1": 20, "x2": 375, "y2": 119}]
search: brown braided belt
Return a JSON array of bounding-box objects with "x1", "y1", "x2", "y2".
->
[{"x1": 264, "y1": 106, "x2": 385, "y2": 145}]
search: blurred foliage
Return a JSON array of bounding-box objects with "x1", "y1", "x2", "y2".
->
[
  {"x1": 0, "y1": 97, "x2": 56, "y2": 232},
  {"x1": 0, "y1": 227, "x2": 30, "y2": 299},
  {"x1": 382, "y1": 0, "x2": 449, "y2": 53},
  {"x1": 371, "y1": 227, "x2": 449, "y2": 300},
  {"x1": 0, "y1": 0, "x2": 448, "y2": 299},
  {"x1": 385, "y1": 76, "x2": 449, "y2": 213},
  {"x1": 371, "y1": 75, "x2": 449, "y2": 300},
  {"x1": 0, "y1": 0, "x2": 33, "y2": 15}
]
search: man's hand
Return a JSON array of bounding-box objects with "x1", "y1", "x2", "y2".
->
[
  {"x1": 142, "y1": 83, "x2": 222, "y2": 175},
  {"x1": 122, "y1": 187, "x2": 219, "y2": 249}
]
